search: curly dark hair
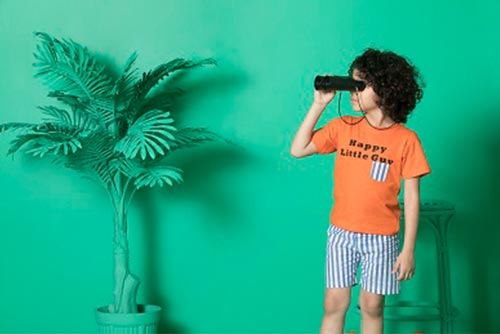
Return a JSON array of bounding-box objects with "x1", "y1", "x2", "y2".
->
[{"x1": 348, "y1": 48, "x2": 425, "y2": 123}]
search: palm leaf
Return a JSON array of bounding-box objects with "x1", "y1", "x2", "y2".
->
[
  {"x1": 111, "y1": 158, "x2": 142, "y2": 180},
  {"x1": 0, "y1": 122, "x2": 39, "y2": 133},
  {"x1": 134, "y1": 166, "x2": 183, "y2": 189},
  {"x1": 64, "y1": 131, "x2": 118, "y2": 185},
  {"x1": 39, "y1": 105, "x2": 99, "y2": 131},
  {"x1": 40, "y1": 106, "x2": 72, "y2": 125},
  {"x1": 33, "y1": 32, "x2": 115, "y2": 127},
  {"x1": 114, "y1": 159, "x2": 183, "y2": 189},
  {"x1": 8, "y1": 133, "x2": 43, "y2": 155},
  {"x1": 114, "y1": 109, "x2": 176, "y2": 160},
  {"x1": 47, "y1": 90, "x2": 88, "y2": 111},
  {"x1": 114, "y1": 52, "x2": 140, "y2": 113},
  {"x1": 33, "y1": 32, "x2": 112, "y2": 98},
  {"x1": 25, "y1": 135, "x2": 82, "y2": 157},
  {"x1": 8, "y1": 123, "x2": 84, "y2": 157},
  {"x1": 46, "y1": 91, "x2": 103, "y2": 127}
]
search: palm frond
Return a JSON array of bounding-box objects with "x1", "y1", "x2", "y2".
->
[
  {"x1": 110, "y1": 159, "x2": 183, "y2": 189},
  {"x1": 64, "y1": 131, "x2": 118, "y2": 185},
  {"x1": 0, "y1": 122, "x2": 38, "y2": 133},
  {"x1": 47, "y1": 90, "x2": 88, "y2": 110},
  {"x1": 8, "y1": 133, "x2": 43, "y2": 155},
  {"x1": 114, "y1": 109, "x2": 176, "y2": 160},
  {"x1": 8, "y1": 123, "x2": 84, "y2": 157},
  {"x1": 39, "y1": 105, "x2": 99, "y2": 131},
  {"x1": 111, "y1": 158, "x2": 142, "y2": 180},
  {"x1": 134, "y1": 166, "x2": 183, "y2": 189},
  {"x1": 33, "y1": 32, "x2": 112, "y2": 97},
  {"x1": 40, "y1": 106, "x2": 72, "y2": 125},
  {"x1": 33, "y1": 32, "x2": 115, "y2": 127},
  {"x1": 114, "y1": 52, "x2": 140, "y2": 112},
  {"x1": 25, "y1": 135, "x2": 82, "y2": 157},
  {"x1": 46, "y1": 91, "x2": 108, "y2": 129}
]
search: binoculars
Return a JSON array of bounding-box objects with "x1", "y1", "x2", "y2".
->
[{"x1": 314, "y1": 75, "x2": 366, "y2": 91}]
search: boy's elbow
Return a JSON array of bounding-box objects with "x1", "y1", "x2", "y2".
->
[
  {"x1": 290, "y1": 147, "x2": 307, "y2": 158},
  {"x1": 290, "y1": 147, "x2": 301, "y2": 158}
]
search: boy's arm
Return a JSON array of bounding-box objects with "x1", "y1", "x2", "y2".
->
[
  {"x1": 290, "y1": 102, "x2": 325, "y2": 158},
  {"x1": 290, "y1": 90, "x2": 336, "y2": 158},
  {"x1": 402, "y1": 177, "x2": 420, "y2": 254},
  {"x1": 393, "y1": 177, "x2": 420, "y2": 280}
]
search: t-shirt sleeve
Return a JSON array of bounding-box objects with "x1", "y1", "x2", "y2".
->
[
  {"x1": 401, "y1": 131, "x2": 431, "y2": 179},
  {"x1": 311, "y1": 118, "x2": 340, "y2": 154}
]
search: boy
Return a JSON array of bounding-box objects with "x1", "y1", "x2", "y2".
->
[{"x1": 290, "y1": 49, "x2": 431, "y2": 334}]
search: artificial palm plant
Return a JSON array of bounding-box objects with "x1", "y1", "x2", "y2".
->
[{"x1": 0, "y1": 32, "x2": 222, "y2": 314}]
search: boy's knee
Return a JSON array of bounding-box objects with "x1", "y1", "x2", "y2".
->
[
  {"x1": 324, "y1": 293, "x2": 350, "y2": 315},
  {"x1": 359, "y1": 298, "x2": 384, "y2": 318}
]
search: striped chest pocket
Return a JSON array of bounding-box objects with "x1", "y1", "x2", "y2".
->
[{"x1": 370, "y1": 161, "x2": 390, "y2": 182}]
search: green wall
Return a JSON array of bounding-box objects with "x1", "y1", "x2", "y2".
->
[{"x1": 0, "y1": 0, "x2": 499, "y2": 333}]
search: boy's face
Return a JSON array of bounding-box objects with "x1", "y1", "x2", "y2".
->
[{"x1": 350, "y1": 69, "x2": 380, "y2": 113}]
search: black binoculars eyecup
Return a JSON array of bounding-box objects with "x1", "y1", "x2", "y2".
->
[{"x1": 314, "y1": 75, "x2": 366, "y2": 91}]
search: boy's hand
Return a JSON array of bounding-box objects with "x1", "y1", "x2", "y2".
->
[
  {"x1": 392, "y1": 249, "x2": 415, "y2": 281},
  {"x1": 314, "y1": 88, "x2": 336, "y2": 106}
]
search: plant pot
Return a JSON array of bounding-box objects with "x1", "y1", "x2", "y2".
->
[{"x1": 95, "y1": 304, "x2": 162, "y2": 334}]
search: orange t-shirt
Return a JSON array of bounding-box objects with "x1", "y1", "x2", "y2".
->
[{"x1": 311, "y1": 116, "x2": 431, "y2": 235}]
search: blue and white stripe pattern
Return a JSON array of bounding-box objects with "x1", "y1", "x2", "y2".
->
[
  {"x1": 370, "y1": 161, "x2": 390, "y2": 182},
  {"x1": 325, "y1": 225, "x2": 400, "y2": 295}
]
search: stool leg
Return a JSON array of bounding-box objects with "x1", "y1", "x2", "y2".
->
[
  {"x1": 427, "y1": 214, "x2": 454, "y2": 334},
  {"x1": 440, "y1": 214, "x2": 454, "y2": 333}
]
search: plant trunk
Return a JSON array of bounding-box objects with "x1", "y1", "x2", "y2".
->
[{"x1": 112, "y1": 211, "x2": 140, "y2": 313}]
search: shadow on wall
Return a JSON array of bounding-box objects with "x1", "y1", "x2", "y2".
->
[
  {"x1": 164, "y1": 63, "x2": 246, "y2": 123},
  {"x1": 130, "y1": 67, "x2": 250, "y2": 333},
  {"x1": 442, "y1": 109, "x2": 500, "y2": 332},
  {"x1": 134, "y1": 144, "x2": 251, "y2": 333},
  {"x1": 134, "y1": 189, "x2": 187, "y2": 333}
]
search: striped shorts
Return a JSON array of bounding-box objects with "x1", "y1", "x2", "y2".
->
[{"x1": 325, "y1": 224, "x2": 400, "y2": 295}]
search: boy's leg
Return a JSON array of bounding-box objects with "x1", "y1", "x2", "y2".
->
[
  {"x1": 359, "y1": 288, "x2": 385, "y2": 334},
  {"x1": 358, "y1": 232, "x2": 400, "y2": 334},
  {"x1": 322, "y1": 225, "x2": 360, "y2": 334},
  {"x1": 320, "y1": 287, "x2": 351, "y2": 334}
]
